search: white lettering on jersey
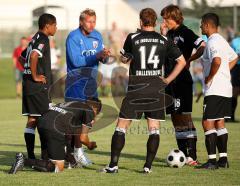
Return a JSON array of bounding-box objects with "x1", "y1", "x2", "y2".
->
[
  {"x1": 174, "y1": 98, "x2": 181, "y2": 110},
  {"x1": 82, "y1": 49, "x2": 97, "y2": 56}
]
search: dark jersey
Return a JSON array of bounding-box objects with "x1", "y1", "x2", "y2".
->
[
  {"x1": 21, "y1": 32, "x2": 51, "y2": 94},
  {"x1": 38, "y1": 101, "x2": 95, "y2": 134},
  {"x1": 166, "y1": 24, "x2": 204, "y2": 83},
  {"x1": 123, "y1": 30, "x2": 181, "y2": 77}
]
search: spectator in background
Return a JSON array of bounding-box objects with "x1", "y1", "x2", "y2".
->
[
  {"x1": 226, "y1": 26, "x2": 235, "y2": 43},
  {"x1": 12, "y1": 37, "x2": 28, "y2": 98},
  {"x1": 229, "y1": 35, "x2": 240, "y2": 122},
  {"x1": 192, "y1": 60, "x2": 204, "y2": 102},
  {"x1": 108, "y1": 22, "x2": 129, "y2": 96},
  {"x1": 109, "y1": 22, "x2": 125, "y2": 62},
  {"x1": 49, "y1": 38, "x2": 62, "y2": 98}
]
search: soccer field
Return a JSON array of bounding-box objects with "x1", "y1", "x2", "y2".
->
[{"x1": 0, "y1": 97, "x2": 239, "y2": 186}]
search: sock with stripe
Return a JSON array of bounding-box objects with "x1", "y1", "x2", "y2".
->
[
  {"x1": 175, "y1": 129, "x2": 188, "y2": 157},
  {"x1": 109, "y1": 127, "x2": 126, "y2": 168},
  {"x1": 217, "y1": 128, "x2": 228, "y2": 163},
  {"x1": 205, "y1": 129, "x2": 217, "y2": 164},
  {"x1": 24, "y1": 127, "x2": 36, "y2": 159},
  {"x1": 144, "y1": 129, "x2": 160, "y2": 169}
]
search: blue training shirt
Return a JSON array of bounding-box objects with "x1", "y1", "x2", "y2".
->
[
  {"x1": 65, "y1": 28, "x2": 104, "y2": 101},
  {"x1": 231, "y1": 37, "x2": 240, "y2": 65}
]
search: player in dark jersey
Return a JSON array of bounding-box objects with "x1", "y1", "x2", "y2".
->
[
  {"x1": 9, "y1": 99, "x2": 101, "y2": 174},
  {"x1": 161, "y1": 5, "x2": 206, "y2": 165},
  {"x1": 20, "y1": 14, "x2": 57, "y2": 160},
  {"x1": 101, "y1": 8, "x2": 186, "y2": 174}
]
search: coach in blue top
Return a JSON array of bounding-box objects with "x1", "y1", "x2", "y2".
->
[
  {"x1": 65, "y1": 8, "x2": 110, "y2": 166},
  {"x1": 65, "y1": 8, "x2": 110, "y2": 101}
]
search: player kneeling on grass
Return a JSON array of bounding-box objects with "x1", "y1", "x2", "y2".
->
[
  {"x1": 101, "y1": 8, "x2": 186, "y2": 174},
  {"x1": 9, "y1": 99, "x2": 101, "y2": 174}
]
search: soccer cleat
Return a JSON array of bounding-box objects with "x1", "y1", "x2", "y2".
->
[
  {"x1": 143, "y1": 167, "x2": 152, "y2": 174},
  {"x1": 186, "y1": 157, "x2": 200, "y2": 166},
  {"x1": 195, "y1": 161, "x2": 218, "y2": 170},
  {"x1": 217, "y1": 160, "x2": 229, "y2": 168},
  {"x1": 9, "y1": 153, "x2": 24, "y2": 174},
  {"x1": 100, "y1": 165, "x2": 118, "y2": 173},
  {"x1": 73, "y1": 149, "x2": 92, "y2": 167}
]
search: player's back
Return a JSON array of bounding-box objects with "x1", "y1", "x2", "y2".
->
[{"x1": 125, "y1": 30, "x2": 168, "y2": 77}]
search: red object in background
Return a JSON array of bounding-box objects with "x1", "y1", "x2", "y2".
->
[{"x1": 12, "y1": 46, "x2": 25, "y2": 71}]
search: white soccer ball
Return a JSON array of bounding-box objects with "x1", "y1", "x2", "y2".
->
[{"x1": 166, "y1": 149, "x2": 186, "y2": 168}]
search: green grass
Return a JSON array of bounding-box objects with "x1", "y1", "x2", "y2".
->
[
  {"x1": 0, "y1": 58, "x2": 16, "y2": 98},
  {"x1": 0, "y1": 97, "x2": 239, "y2": 186}
]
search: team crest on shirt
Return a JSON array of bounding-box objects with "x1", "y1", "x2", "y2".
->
[
  {"x1": 80, "y1": 39, "x2": 83, "y2": 45},
  {"x1": 174, "y1": 36, "x2": 184, "y2": 44},
  {"x1": 38, "y1": 43, "x2": 44, "y2": 50},
  {"x1": 93, "y1": 41, "x2": 98, "y2": 49},
  {"x1": 174, "y1": 37, "x2": 179, "y2": 44}
]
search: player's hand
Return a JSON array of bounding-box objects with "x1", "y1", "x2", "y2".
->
[
  {"x1": 34, "y1": 75, "x2": 46, "y2": 84},
  {"x1": 159, "y1": 76, "x2": 170, "y2": 85},
  {"x1": 87, "y1": 141, "x2": 97, "y2": 150},
  {"x1": 120, "y1": 50, "x2": 133, "y2": 64},
  {"x1": 97, "y1": 48, "x2": 111, "y2": 61},
  {"x1": 160, "y1": 22, "x2": 168, "y2": 36}
]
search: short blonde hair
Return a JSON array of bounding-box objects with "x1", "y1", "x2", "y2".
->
[{"x1": 79, "y1": 8, "x2": 96, "y2": 21}]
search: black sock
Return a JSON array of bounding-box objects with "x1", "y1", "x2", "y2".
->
[
  {"x1": 186, "y1": 128, "x2": 197, "y2": 160},
  {"x1": 205, "y1": 129, "x2": 217, "y2": 164},
  {"x1": 144, "y1": 134, "x2": 160, "y2": 169},
  {"x1": 109, "y1": 129, "x2": 125, "y2": 168},
  {"x1": 24, "y1": 128, "x2": 36, "y2": 159},
  {"x1": 187, "y1": 138, "x2": 197, "y2": 160},
  {"x1": 231, "y1": 97, "x2": 237, "y2": 120},
  {"x1": 175, "y1": 130, "x2": 188, "y2": 157},
  {"x1": 217, "y1": 128, "x2": 228, "y2": 163}
]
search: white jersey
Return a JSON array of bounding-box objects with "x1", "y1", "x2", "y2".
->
[{"x1": 201, "y1": 33, "x2": 237, "y2": 97}]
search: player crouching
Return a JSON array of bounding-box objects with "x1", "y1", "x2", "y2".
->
[{"x1": 9, "y1": 99, "x2": 101, "y2": 174}]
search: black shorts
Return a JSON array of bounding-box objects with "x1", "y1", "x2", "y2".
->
[
  {"x1": 38, "y1": 115, "x2": 65, "y2": 160},
  {"x1": 203, "y1": 95, "x2": 231, "y2": 120},
  {"x1": 119, "y1": 97, "x2": 165, "y2": 120},
  {"x1": 119, "y1": 76, "x2": 168, "y2": 120},
  {"x1": 118, "y1": 92, "x2": 166, "y2": 121},
  {"x1": 166, "y1": 81, "x2": 193, "y2": 114},
  {"x1": 231, "y1": 64, "x2": 240, "y2": 87},
  {"x1": 22, "y1": 89, "x2": 50, "y2": 116}
]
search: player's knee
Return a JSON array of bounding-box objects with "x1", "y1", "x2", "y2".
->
[
  {"x1": 172, "y1": 114, "x2": 194, "y2": 129},
  {"x1": 26, "y1": 119, "x2": 37, "y2": 129},
  {"x1": 116, "y1": 119, "x2": 131, "y2": 131}
]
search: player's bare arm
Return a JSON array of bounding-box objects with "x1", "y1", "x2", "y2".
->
[
  {"x1": 186, "y1": 42, "x2": 206, "y2": 68},
  {"x1": 205, "y1": 57, "x2": 221, "y2": 84},
  {"x1": 163, "y1": 55, "x2": 186, "y2": 84},
  {"x1": 30, "y1": 51, "x2": 46, "y2": 84},
  {"x1": 79, "y1": 125, "x2": 97, "y2": 150}
]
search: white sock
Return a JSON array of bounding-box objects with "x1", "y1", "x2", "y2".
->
[{"x1": 74, "y1": 147, "x2": 84, "y2": 155}]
